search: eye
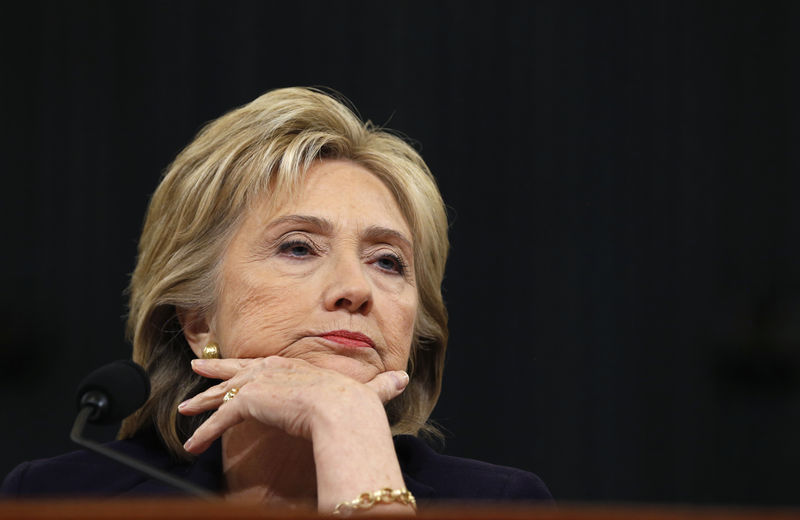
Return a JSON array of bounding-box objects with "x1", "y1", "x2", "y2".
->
[
  {"x1": 374, "y1": 253, "x2": 407, "y2": 275},
  {"x1": 278, "y1": 240, "x2": 314, "y2": 258}
]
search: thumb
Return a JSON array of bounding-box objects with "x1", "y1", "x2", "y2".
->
[{"x1": 366, "y1": 370, "x2": 410, "y2": 404}]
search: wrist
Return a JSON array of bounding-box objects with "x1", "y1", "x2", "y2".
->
[
  {"x1": 332, "y1": 488, "x2": 417, "y2": 516},
  {"x1": 309, "y1": 384, "x2": 388, "y2": 441}
]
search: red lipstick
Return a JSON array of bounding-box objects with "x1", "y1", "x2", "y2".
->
[{"x1": 319, "y1": 330, "x2": 375, "y2": 349}]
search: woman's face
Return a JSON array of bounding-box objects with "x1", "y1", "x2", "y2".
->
[{"x1": 187, "y1": 160, "x2": 418, "y2": 383}]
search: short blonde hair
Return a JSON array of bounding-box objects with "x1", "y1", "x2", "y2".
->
[{"x1": 119, "y1": 87, "x2": 449, "y2": 459}]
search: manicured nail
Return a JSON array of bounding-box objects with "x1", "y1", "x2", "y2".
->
[
  {"x1": 178, "y1": 400, "x2": 189, "y2": 410},
  {"x1": 183, "y1": 437, "x2": 193, "y2": 451},
  {"x1": 192, "y1": 359, "x2": 206, "y2": 369}
]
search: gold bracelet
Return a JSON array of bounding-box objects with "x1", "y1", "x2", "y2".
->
[{"x1": 332, "y1": 487, "x2": 417, "y2": 516}]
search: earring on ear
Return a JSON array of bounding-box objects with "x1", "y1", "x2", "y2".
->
[{"x1": 202, "y1": 342, "x2": 220, "y2": 359}]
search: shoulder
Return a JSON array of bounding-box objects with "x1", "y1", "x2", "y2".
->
[
  {"x1": 0, "y1": 430, "x2": 214, "y2": 498},
  {"x1": 394, "y1": 435, "x2": 553, "y2": 503}
]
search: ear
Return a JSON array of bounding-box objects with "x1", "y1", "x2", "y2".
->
[{"x1": 176, "y1": 307, "x2": 214, "y2": 358}]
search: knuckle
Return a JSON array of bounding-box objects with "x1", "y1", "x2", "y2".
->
[{"x1": 260, "y1": 356, "x2": 282, "y2": 369}]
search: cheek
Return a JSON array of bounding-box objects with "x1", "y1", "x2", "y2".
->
[
  {"x1": 380, "y1": 292, "x2": 418, "y2": 364},
  {"x1": 214, "y1": 273, "x2": 306, "y2": 356}
]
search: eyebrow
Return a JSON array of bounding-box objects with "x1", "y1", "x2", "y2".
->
[
  {"x1": 266, "y1": 214, "x2": 334, "y2": 234},
  {"x1": 362, "y1": 225, "x2": 413, "y2": 251},
  {"x1": 266, "y1": 215, "x2": 413, "y2": 251}
]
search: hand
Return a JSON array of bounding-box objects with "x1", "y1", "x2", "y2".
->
[{"x1": 177, "y1": 356, "x2": 409, "y2": 454}]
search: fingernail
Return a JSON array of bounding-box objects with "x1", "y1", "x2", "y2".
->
[
  {"x1": 183, "y1": 437, "x2": 193, "y2": 451},
  {"x1": 396, "y1": 371, "x2": 409, "y2": 389},
  {"x1": 178, "y1": 400, "x2": 189, "y2": 410},
  {"x1": 192, "y1": 359, "x2": 206, "y2": 368}
]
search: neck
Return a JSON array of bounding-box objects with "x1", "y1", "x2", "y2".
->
[{"x1": 222, "y1": 421, "x2": 317, "y2": 506}]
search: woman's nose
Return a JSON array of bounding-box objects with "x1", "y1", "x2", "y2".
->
[{"x1": 322, "y1": 254, "x2": 373, "y2": 314}]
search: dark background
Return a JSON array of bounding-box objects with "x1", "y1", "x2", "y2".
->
[{"x1": 2, "y1": 0, "x2": 799, "y2": 506}]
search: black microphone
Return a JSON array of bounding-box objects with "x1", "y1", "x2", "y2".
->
[
  {"x1": 75, "y1": 360, "x2": 150, "y2": 424},
  {"x1": 71, "y1": 360, "x2": 216, "y2": 499}
]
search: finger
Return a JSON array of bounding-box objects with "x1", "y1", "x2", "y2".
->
[
  {"x1": 190, "y1": 357, "x2": 252, "y2": 379},
  {"x1": 183, "y1": 399, "x2": 246, "y2": 454},
  {"x1": 365, "y1": 370, "x2": 409, "y2": 404},
  {"x1": 177, "y1": 381, "x2": 237, "y2": 416}
]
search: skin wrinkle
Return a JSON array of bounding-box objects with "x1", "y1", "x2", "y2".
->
[
  {"x1": 203, "y1": 160, "x2": 417, "y2": 385},
  {"x1": 253, "y1": 219, "x2": 414, "y2": 287}
]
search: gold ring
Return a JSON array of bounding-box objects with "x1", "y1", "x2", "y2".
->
[{"x1": 223, "y1": 387, "x2": 239, "y2": 403}]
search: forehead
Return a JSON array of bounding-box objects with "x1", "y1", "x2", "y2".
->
[{"x1": 251, "y1": 160, "x2": 412, "y2": 238}]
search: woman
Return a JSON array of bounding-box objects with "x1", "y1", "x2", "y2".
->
[{"x1": 2, "y1": 88, "x2": 552, "y2": 512}]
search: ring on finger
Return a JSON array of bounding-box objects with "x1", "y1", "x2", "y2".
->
[{"x1": 223, "y1": 387, "x2": 239, "y2": 403}]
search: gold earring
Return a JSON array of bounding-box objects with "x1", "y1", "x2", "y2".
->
[{"x1": 201, "y1": 342, "x2": 220, "y2": 359}]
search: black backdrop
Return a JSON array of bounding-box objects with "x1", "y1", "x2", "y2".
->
[{"x1": 2, "y1": 1, "x2": 799, "y2": 506}]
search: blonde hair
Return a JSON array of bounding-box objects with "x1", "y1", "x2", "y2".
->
[{"x1": 119, "y1": 87, "x2": 449, "y2": 459}]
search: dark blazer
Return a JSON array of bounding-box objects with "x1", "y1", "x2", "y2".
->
[{"x1": 1, "y1": 428, "x2": 553, "y2": 503}]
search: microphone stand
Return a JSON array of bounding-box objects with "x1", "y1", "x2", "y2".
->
[{"x1": 70, "y1": 405, "x2": 217, "y2": 500}]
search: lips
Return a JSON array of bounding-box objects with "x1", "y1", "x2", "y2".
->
[{"x1": 318, "y1": 330, "x2": 376, "y2": 349}]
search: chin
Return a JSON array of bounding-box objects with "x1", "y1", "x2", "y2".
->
[{"x1": 306, "y1": 353, "x2": 382, "y2": 383}]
